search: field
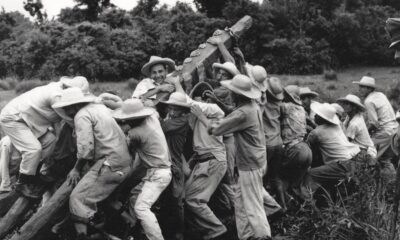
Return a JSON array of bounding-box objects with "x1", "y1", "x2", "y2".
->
[{"x1": 1, "y1": 67, "x2": 399, "y2": 107}]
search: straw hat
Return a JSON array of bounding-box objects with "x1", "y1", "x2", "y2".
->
[
  {"x1": 160, "y1": 92, "x2": 191, "y2": 108},
  {"x1": 141, "y1": 56, "x2": 176, "y2": 77},
  {"x1": 337, "y1": 94, "x2": 365, "y2": 111},
  {"x1": 59, "y1": 76, "x2": 90, "y2": 94},
  {"x1": 249, "y1": 65, "x2": 268, "y2": 92},
  {"x1": 330, "y1": 103, "x2": 345, "y2": 116},
  {"x1": 311, "y1": 102, "x2": 340, "y2": 125},
  {"x1": 284, "y1": 85, "x2": 302, "y2": 105},
  {"x1": 212, "y1": 62, "x2": 240, "y2": 77},
  {"x1": 265, "y1": 77, "x2": 284, "y2": 100},
  {"x1": 299, "y1": 87, "x2": 319, "y2": 98},
  {"x1": 221, "y1": 74, "x2": 261, "y2": 99},
  {"x1": 386, "y1": 18, "x2": 400, "y2": 48},
  {"x1": 352, "y1": 76, "x2": 376, "y2": 89},
  {"x1": 113, "y1": 99, "x2": 155, "y2": 121},
  {"x1": 189, "y1": 82, "x2": 214, "y2": 99},
  {"x1": 52, "y1": 87, "x2": 96, "y2": 109}
]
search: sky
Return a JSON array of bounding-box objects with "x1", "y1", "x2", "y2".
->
[{"x1": 0, "y1": 0, "x2": 197, "y2": 19}]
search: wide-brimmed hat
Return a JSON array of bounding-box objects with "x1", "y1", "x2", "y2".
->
[
  {"x1": 160, "y1": 92, "x2": 191, "y2": 108},
  {"x1": 386, "y1": 18, "x2": 400, "y2": 49},
  {"x1": 52, "y1": 87, "x2": 96, "y2": 109},
  {"x1": 141, "y1": 56, "x2": 176, "y2": 77},
  {"x1": 221, "y1": 74, "x2": 261, "y2": 99},
  {"x1": 189, "y1": 82, "x2": 214, "y2": 99},
  {"x1": 212, "y1": 62, "x2": 240, "y2": 77},
  {"x1": 311, "y1": 102, "x2": 340, "y2": 125},
  {"x1": 352, "y1": 76, "x2": 376, "y2": 89},
  {"x1": 299, "y1": 87, "x2": 319, "y2": 98},
  {"x1": 337, "y1": 94, "x2": 365, "y2": 111},
  {"x1": 265, "y1": 77, "x2": 284, "y2": 100},
  {"x1": 284, "y1": 85, "x2": 302, "y2": 105},
  {"x1": 248, "y1": 65, "x2": 268, "y2": 92},
  {"x1": 113, "y1": 99, "x2": 154, "y2": 121},
  {"x1": 59, "y1": 76, "x2": 90, "y2": 94}
]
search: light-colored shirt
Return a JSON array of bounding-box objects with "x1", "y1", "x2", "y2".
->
[
  {"x1": 186, "y1": 96, "x2": 226, "y2": 162},
  {"x1": 280, "y1": 102, "x2": 307, "y2": 146},
  {"x1": 307, "y1": 124, "x2": 360, "y2": 164},
  {"x1": 343, "y1": 113, "x2": 377, "y2": 158},
  {"x1": 0, "y1": 136, "x2": 21, "y2": 187},
  {"x1": 128, "y1": 113, "x2": 171, "y2": 169},
  {"x1": 212, "y1": 101, "x2": 266, "y2": 171},
  {"x1": 262, "y1": 93, "x2": 283, "y2": 147},
  {"x1": 75, "y1": 103, "x2": 131, "y2": 171},
  {"x1": 0, "y1": 82, "x2": 63, "y2": 137},
  {"x1": 132, "y1": 78, "x2": 158, "y2": 99},
  {"x1": 364, "y1": 91, "x2": 398, "y2": 136}
]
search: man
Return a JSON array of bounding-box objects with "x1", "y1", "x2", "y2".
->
[
  {"x1": 337, "y1": 94, "x2": 377, "y2": 161},
  {"x1": 132, "y1": 56, "x2": 176, "y2": 100},
  {"x1": 300, "y1": 87, "x2": 319, "y2": 134},
  {"x1": 0, "y1": 76, "x2": 89, "y2": 198},
  {"x1": 277, "y1": 85, "x2": 312, "y2": 210},
  {"x1": 306, "y1": 103, "x2": 360, "y2": 198},
  {"x1": 171, "y1": 78, "x2": 228, "y2": 240},
  {"x1": 353, "y1": 76, "x2": 398, "y2": 177},
  {"x1": 52, "y1": 88, "x2": 132, "y2": 239},
  {"x1": 159, "y1": 92, "x2": 191, "y2": 240},
  {"x1": 113, "y1": 98, "x2": 171, "y2": 240},
  {"x1": 209, "y1": 75, "x2": 272, "y2": 240}
]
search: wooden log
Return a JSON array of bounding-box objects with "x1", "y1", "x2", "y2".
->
[
  {"x1": 155, "y1": 15, "x2": 253, "y2": 103},
  {"x1": 180, "y1": 15, "x2": 252, "y2": 91},
  {"x1": 0, "y1": 190, "x2": 20, "y2": 217},
  {"x1": 0, "y1": 196, "x2": 32, "y2": 239},
  {"x1": 9, "y1": 180, "x2": 73, "y2": 240}
]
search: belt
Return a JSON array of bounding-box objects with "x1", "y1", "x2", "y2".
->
[{"x1": 193, "y1": 152, "x2": 215, "y2": 163}]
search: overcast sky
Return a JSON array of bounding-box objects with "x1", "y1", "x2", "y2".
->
[{"x1": 0, "y1": 0, "x2": 197, "y2": 18}]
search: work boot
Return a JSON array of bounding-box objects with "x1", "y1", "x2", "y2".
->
[{"x1": 15, "y1": 174, "x2": 44, "y2": 199}]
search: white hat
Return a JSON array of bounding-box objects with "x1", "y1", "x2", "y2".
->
[
  {"x1": 113, "y1": 99, "x2": 154, "y2": 121},
  {"x1": 265, "y1": 77, "x2": 284, "y2": 100},
  {"x1": 249, "y1": 65, "x2": 268, "y2": 92},
  {"x1": 221, "y1": 74, "x2": 261, "y2": 99},
  {"x1": 52, "y1": 87, "x2": 96, "y2": 109},
  {"x1": 352, "y1": 76, "x2": 376, "y2": 88},
  {"x1": 311, "y1": 102, "x2": 341, "y2": 125},
  {"x1": 59, "y1": 76, "x2": 90, "y2": 94},
  {"x1": 284, "y1": 85, "x2": 302, "y2": 105},
  {"x1": 212, "y1": 62, "x2": 240, "y2": 77},
  {"x1": 160, "y1": 92, "x2": 191, "y2": 108},
  {"x1": 141, "y1": 56, "x2": 176, "y2": 77},
  {"x1": 337, "y1": 94, "x2": 365, "y2": 110}
]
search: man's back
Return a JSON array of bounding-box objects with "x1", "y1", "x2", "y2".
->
[{"x1": 365, "y1": 91, "x2": 398, "y2": 135}]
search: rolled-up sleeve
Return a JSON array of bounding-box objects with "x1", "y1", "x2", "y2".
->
[
  {"x1": 75, "y1": 114, "x2": 94, "y2": 160},
  {"x1": 132, "y1": 79, "x2": 154, "y2": 98}
]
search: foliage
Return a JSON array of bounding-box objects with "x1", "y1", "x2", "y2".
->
[{"x1": 1, "y1": 0, "x2": 400, "y2": 81}]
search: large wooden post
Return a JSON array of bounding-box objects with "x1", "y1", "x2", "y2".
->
[{"x1": 0, "y1": 197, "x2": 32, "y2": 239}]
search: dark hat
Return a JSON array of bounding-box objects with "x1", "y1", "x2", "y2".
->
[{"x1": 386, "y1": 18, "x2": 400, "y2": 49}]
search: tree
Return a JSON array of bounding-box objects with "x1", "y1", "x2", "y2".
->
[
  {"x1": 131, "y1": 0, "x2": 159, "y2": 17},
  {"x1": 74, "y1": 0, "x2": 114, "y2": 21},
  {"x1": 23, "y1": 0, "x2": 46, "y2": 23},
  {"x1": 194, "y1": 0, "x2": 229, "y2": 17}
]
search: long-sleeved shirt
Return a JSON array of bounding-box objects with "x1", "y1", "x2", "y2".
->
[
  {"x1": 364, "y1": 91, "x2": 398, "y2": 136},
  {"x1": 0, "y1": 82, "x2": 63, "y2": 137},
  {"x1": 262, "y1": 93, "x2": 283, "y2": 147},
  {"x1": 307, "y1": 124, "x2": 360, "y2": 164},
  {"x1": 75, "y1": 103, "x2": 131, "y2": 171},
  {"x1": 343, "y1": 113, "x2": 377, "y2": 158},
  {"x1": 186, "y1": 96, "x2": 227, "y2": 162},
  {"x1": 212, "y1": 101, "x2": 266, "y2": 171},
  {"x1": 132, "y1": 78, "x2": 159, "y2": 99},
  {"x1": 128, "y1": 113, "x2": 171, "y2": 169},
  {"x1": 280, "y1": 102, "x2": 307, "y2": 146}
]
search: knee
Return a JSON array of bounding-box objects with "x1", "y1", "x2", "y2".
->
[
  {"x1": 69, "y1": 189, "x2": 83, "y2": 208},
  {"x1": 26, "y1": 142, "x2": 42, "y2": 156}
]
